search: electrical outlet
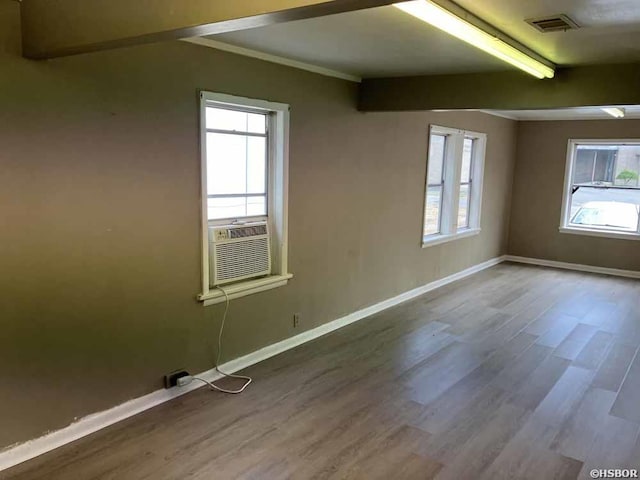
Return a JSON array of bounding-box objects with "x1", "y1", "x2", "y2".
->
[
  {"x1": 164, "y1": 370, "x2": 190, "y2": 389},
  {"x1": 293, "y1": 313, "x2": 300, "y2": 328}
]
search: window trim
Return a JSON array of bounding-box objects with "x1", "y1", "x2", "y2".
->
[
  {"x1": 198, "y1": 91, "x2": 291, "y2": 305},
  {"x1": 560, "y1": 139, "x2": 640, "y2": 240},
  {"x1": 422, "y1": 125, "x2": 486, "y2": 247}
]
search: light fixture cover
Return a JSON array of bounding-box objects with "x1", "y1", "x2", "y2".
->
[
  {"x1": 601, "y1": 107, "x2": 625, "y2": 118},
  {"x1": 393, "y1": 0, "x2": 555, "y2": 79}
]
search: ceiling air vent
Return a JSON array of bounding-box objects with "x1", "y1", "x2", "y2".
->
[{"x1": 526, "y1": 14, "x2": 579, "y2": 33}]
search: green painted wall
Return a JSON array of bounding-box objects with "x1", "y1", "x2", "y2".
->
[{"x1": 0, "y1": 2, "x2": 517, "y2": 449}]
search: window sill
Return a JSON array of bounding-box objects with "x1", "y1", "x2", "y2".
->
[
  {"x1": 198, "y1": 273, "x2": 293, "y2": 306},
  {"x1": 422, "y1": 228, "x2": 481, "y2": 248},
  {"x1": 559, "y1": 227, "x2": 640, "y2": 241}
]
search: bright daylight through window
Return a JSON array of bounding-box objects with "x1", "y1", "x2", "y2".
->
[
  {"x1": 561, "y1": 141, "x2": 640, "y2": 239},
  {"x1": 205, "y1": 107, "x2": 268, "y2": 221},
  {"x1": 423, "y1": 125, "x2": 486, "y2": 246}
]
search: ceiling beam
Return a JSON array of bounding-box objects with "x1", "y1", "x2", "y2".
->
[
  {"x1": 20, "y1": 0, "x2": 396, "y2": 60},
  {"x1": 359, "y1": 63, "x2": 640, "y2": 111}
]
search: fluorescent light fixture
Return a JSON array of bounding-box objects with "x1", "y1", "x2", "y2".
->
[
  {"x1": 393, "y1": 0, "x2": 555, "y2": 79},
  {"x1": 601, "y1": 107, "x2": 625, "y2": 118}
]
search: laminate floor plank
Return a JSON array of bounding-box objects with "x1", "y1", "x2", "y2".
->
[
  {"x1": 414, "y1": 332, "x2": 537, "y2": 434},
  {"x1": 553, "y1": 324, "x2": 598, "y2": 360},
  {"x1": 551, "y1": 388, "x2": 617, "y2": 462},
  {"x1": 581, "y1": 301, "x2": 619, "y2": 327},
  {"x1": 530, "y1": 366, "x2": 594, "y2": 427},
  {"x1": 433, "y1": 402, "x2": 530, "y2": 480},
  {"x1": 415, "y1": 384, "x2": 512, "y2": 464},
  {"x1": 526, "y1": 310, "x2": 574, "y2": 337},
  {"x1": 578, "y1": 414, "x2": 640, "y2": 479},
  {"x1": 591, "y1": 342, "x2": 638, "y2": 392},
  {"x1": 492, "y1": 343, "x2": 553, "y2": 393},
  {"x1": 403, "y1": 341, "x2": 491, "y2": 405},
  {"x1": 610, "y1": 347, "x2": 640, "y2": 422},
  {"x1": 479, "y1": 420, "x2": 583, "y2": 480},
  {"x1": 535, "y1": 315, "x2": 579, "y2": 348},
  {"x1": 507, "y1": 354, "x2": 571, "y2": 411},
  {"x1": 573, "y1": 331, "x2": 614, "y2": 370}
]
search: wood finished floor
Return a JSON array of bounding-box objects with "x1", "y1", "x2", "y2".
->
[{"x1": 4, "y1": 263, "x2": 640, "y2": 480}]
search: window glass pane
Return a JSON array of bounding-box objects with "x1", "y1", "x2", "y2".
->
[
  {"x1": 613, "y1": 145, "x2": 640, "y2": 187},
  {"x1": 457, "y1": 138, "x2": 474, "y2": 229},
  {"x1": 247, "y1": 137, "x2": 267, "y2": 194},
  {"x1": 208, "y1": 195, "x2": 266, "y2": 220},
  {"x1": 427, "y1": 134, "x2": 446, "y2": 185},
  {"x1": 206, "y1": 106, "x2": 266, "y2": 134},
  {"x1": 424, "y1": 185, "x2": 442, "y2": 236},
  {"x1": 206, "y1": 133, "x2": 266, "y2": 195},
  {"x1": 573, "y1": 150, "x2": 594, "y2": 184},
  {"x1": 569, "y1": 186, "x2": 640, "y2": 232},
  {"x1": 458, "y1": 184, "x2": 471, "y2": 229},
  {"x1": 207, "y1": 133, "x2": 246, "y2": 195},
  {"x1": 425, "y1": 134, "x2": 446, "y2": 236},
  {"x1": 461, "y1": 138, "x2": 473, "y2": 183},
  {"x1": 246, "y1": 195, "x2": 267, "y2": 217},
  {"x1": 208, "y1": 196, "x2": 247, "y2": 220},
  {"x1": 247, "y1": 113, "x2": 268, "y2": 134},
  {"x1": 574, "y1": 146, "x2": 617, "y2": 185}
]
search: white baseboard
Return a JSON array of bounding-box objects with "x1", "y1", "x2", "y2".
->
[
  {"x1": 504, "y1": 255, "x2": 640, "y2": 279},
  {"x1": 0, "y1": 255, "x2": 506, "y2": 472}
]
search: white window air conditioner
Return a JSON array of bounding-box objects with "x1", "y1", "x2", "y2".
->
[{"x1": 209, "y1": 222, "x2": 271, "y2": 287}]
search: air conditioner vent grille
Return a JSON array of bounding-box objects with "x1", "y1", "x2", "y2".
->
[
  {"x1": 214, "y1": 237, "x2": 270, "y2": 283},
  {"x1": 526, "y1": 14, "x2": 579, "y2": 33},
  {"x1": 229, "y1": 224, "x2": 268, "y2": 239}
]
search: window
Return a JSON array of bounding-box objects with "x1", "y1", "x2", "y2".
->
[
  {"x1": 423, "y1": 125, "x2": 486, "y2": 246},
  {"x1": 561, "y1": 140, "x2": 640, "y2": 240},
  {"x1": 198, "y1": 92, "x2": 292, "y2": 305}
]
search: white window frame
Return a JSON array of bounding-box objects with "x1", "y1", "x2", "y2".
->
[
  {"x1": 560, "y1": 139, "x2": 640, "y2": 241},
  {"x1": 197, "y1": 91, "x2": 292, "y2": 306},
  {"x1": 422, "y1": 125, "x2": 486, "y2": 247}
]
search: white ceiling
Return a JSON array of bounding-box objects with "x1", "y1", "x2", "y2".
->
[
  {"x1": 207, "y1": 0, "x2": 640, "y2": 78},
  {"x1": 486, "y1": 106, "x2": 640, "y2": 121},
  {"x1": 209, "y1": 6, "x2": 506, "y2": 78}
]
